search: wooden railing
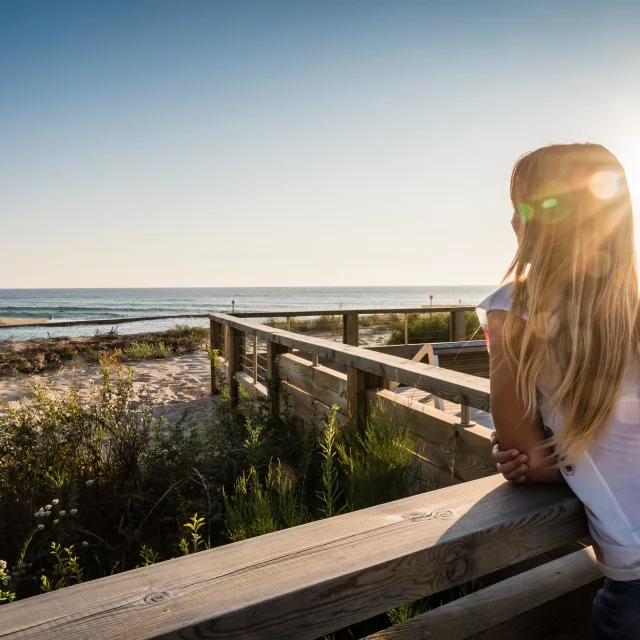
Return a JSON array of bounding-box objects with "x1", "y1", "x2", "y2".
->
[
  {"x1": 0, "y1": 312, "x2": 601, "y2": 640},
  {"x1": 0, "y1": 304, "x2": 475, "y2": 345},
  {"x1": 0, "y1": 477, "x2": 595, "y2": 640}
]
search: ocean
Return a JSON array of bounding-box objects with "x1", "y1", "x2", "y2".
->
[{"x1": 0, "y1": 286, "x2": 496, "y2": 341}]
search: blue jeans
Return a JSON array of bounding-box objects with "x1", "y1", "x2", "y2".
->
[{"x1": 594, "y1": 578, "x2": 640, "y2": 639}]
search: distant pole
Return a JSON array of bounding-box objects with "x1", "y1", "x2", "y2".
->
[
  {"x1": 458, "y1": 299, "x2": 461, "y2": 305},
  {"x1": 232, "y1": 300, "x2": 235, "y2": 313},
  {"x1": 430, "y1": 295, "x2": 433, "y2": 306}
]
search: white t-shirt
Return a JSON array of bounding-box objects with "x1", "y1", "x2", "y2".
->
[{"x1": 477, "y1": 283, "x2": 640, "y2": 581}]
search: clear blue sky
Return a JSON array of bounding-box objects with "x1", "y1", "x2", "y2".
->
[{"x1": 2, "y1": 0, "x2": 640, "y2": 288}]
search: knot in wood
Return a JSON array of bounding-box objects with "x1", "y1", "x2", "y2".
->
[
  {"x1": 401, "y1": 510, "x2": 433, "y2": 521},
  {"x1": 446, "y1": 558, "x2": 467, "y2": 582},
  {"x1": 435, "y1": 509, "x2": 454, "y2": 520},
  {"x1": 144, "y1": 591, "x2": 171, "y2": 605}
]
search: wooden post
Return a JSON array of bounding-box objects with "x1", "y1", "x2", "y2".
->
[
  {"x1": 458, "y1": 403, "x2": 476, "y2": 427},
  {"x1": 252, "y1": 335, "x2": 258, "y2": 384},
  {"x1": 312, "y1": 353, "x2": 319, "y2": 367},
  {"x1": 342, "y1": 313, "x2": 358, "y2": 346},
  {"x1": 267, "y1": 339, "x2": 288, "y2": 414},
  {"x1": 404, "y1": 314, "x2": 409, "y2": 345},
  {"x1": 347, "y1": 367, "x2": 383, "y2": 430},
  {"x1": 210, "y1": 319, "x2": 222, "y2": 395},
  {"x1": 451, "y1": 310, "x2": 466, "y2": 342},
  {"x1": 227, "y1": 328, "x2": 244, "y2": 406}
]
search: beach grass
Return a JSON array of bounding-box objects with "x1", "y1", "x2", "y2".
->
[{"x1": 0, "y1": 325, "x2": 208, "y2": 376}]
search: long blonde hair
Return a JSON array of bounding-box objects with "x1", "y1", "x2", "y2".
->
[{"x1": 503, "y1": 143, "x2": 638, "y2": 462}]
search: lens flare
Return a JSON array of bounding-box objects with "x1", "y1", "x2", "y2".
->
[
  {"x1": 517, "y1": 202, "x2": 534, "y2": 222},
  {"x1": 542, "y1": 198, "x2": 557, "y2": 209},
  {"x1": 589, "y1": 170, "x2": 620, "y2": 200}
]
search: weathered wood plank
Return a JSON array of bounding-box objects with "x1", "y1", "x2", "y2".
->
[
  {"x1": 226, "y1": 327, "x2": 243, "y2": 405},
  {"x1": 466, "y1": 582, "x2": 599, "y2": 640},
  {"x1": 373, "y1": 389, "x2": 495, "y2": 482},
  {"x1": 450, "y1": 310, "x2": 467, "y2": 342},
  {"x1": 237, "y1": 371, "x2": 268, "y2": 398},
  {"x1": 232, "y1": 306, "x2": 476, "y2": 319},
  {"x1": 279, "y1": 381, "x2": 347, "y2": 427},
  {"x1": 278, "y1": 353, "x2": 347, "y2": 412},
  {"x1": 343, "y1": 313, "x2": 359, "y2": 346},
  {"x1": 210, "y1": 314, "x2": 491, "y2": 411},
  {"x1": 0, "y1": 476, "x2": 587, "y2": 640},
  {"x1": 209, "y1": 319, "x2": 222, "y2": 395},
  {"x1": 365, "y1": 548, "x2": 601, "y2": 640}
]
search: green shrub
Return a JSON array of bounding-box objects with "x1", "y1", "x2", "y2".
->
[
  {"x1": 0, "y1": 365, "x2": 223, "y2": 600},
  {"x1": 124, "y1": 341, "x2": 172, "y2": 360},
  {"x1": 224, "y1": 462, "x2": 306, "y2": 542},
  {"x1": 387, "y1": 312, "x2": 482, "y2": 345}
]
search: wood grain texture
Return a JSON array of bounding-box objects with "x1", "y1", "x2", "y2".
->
[
  {"x1": 209, "y1": 314, "x2": 491, "y2": 411},
  {"x1": 232, "y1": 306, "x2": 476, "y2": 318},
  {"x1": 0, "y1": 476, "x2": 587, "y2": 640},
  {"x1": 365, "y1": 548, "x2": 601, "y2": 640},
  {"x1": 467, "y1": 583, "x2": 598, "y2": 640},
  {"x1": 343, "y1": 313, "x2": 359, "y2": 346},
  {"x1": 390, "y1": 343, "x2": 436, "y2": 393},
  {"x1": 279, "y1": 381, "x2": 347, "y2": 427},
  {"x1": 236, "y1": 371, "x2": 268, "y2": 398},
  {"x1": 278, "y1": 353, "x2": 347, "y2": 412},
  {"x1": 225, "y1": 327, "x2": 241, "y2": 405},
  {"x1": 209, "y1": 319, "x2": 222, "y2": 395},
  {"x1": 373, "y1": 390, "x2": 495, "y2": 482}
]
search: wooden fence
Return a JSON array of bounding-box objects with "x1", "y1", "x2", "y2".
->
[
  {"x1": 0, "y1": 311, "x2": 601, "y2": 639},
  {"x1": 0, "y1": 305, "x2": 474, "y2": 345}
]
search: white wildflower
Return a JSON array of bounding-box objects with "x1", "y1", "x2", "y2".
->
[
  {"x1": 70, "y1": 509, "x2": 78, "y2": 515},
  {"x1": 44, "y1": 511, "x2": 51, "y2": 517},
  {"x1": 161, "y1": 449, "x2": 169, "y2": 454},
  {"x1": 0, "y1": 560, "x2": 6, "y2": 570},
  {"x1": 52, "y1": 499, "x2": 59, "y2": 506},
  {"x1": 85, "y1": 480, "x2": 95, "y2": 487},
  {"x1": 34, "y1": 511, "x2": 41, "y2": 518},
  {"x1": 81, "y1": 541, "x2": 89, "y2": 547},
  {"x1": 53, "y1": 519, "x2": 59, "y2": 525},
  {"x1": 37, "y1": 524, "x2": 44, "y2": 531},
  {"x1": 59, "y1": 510, "x2": 66, "y2": 516},
  {"x1": 45, "y1": 504, "x2": 52, "y2": 511}
]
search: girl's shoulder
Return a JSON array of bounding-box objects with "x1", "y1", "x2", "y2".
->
[{"x1": 476, "y1": 282, "x2": 516, "y2": 315}]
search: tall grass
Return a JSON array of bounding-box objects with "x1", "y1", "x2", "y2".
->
[{"x1": 0, "y1": 324, "x2": 208, "y2": 376}]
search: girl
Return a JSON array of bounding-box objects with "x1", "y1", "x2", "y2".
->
[{"x1": 477, "y1": 143, "x2": 640, "y2": 639}]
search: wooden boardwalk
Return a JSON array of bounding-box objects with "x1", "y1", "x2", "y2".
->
[{"x1": 395, "y1": 386, "x2": 495, "y2": 429}]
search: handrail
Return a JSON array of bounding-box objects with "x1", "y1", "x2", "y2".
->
[
  {"x1": 0, "y1": 476, "x2": 586, "y2": 640},
  {"x1": 233, "y1": 305, "x2": 476, "y2": 318},
  {"x1": 210, "y1": 313, "x2": 491, "y2": 410},
  {"x1": 0, "y1": 305, "x2": 474, "y2": 331}
]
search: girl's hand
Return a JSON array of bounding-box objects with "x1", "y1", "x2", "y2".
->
[{"x1": 491, "y1": 431, "x2": 529, "y2": 483}]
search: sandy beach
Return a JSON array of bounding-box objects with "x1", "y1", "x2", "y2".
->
[
  {"x1": 0, "y1": 324, "x2": 392, "y2": 425},
  {"x1": 0, "y1": 348, "x2": 219, "y2": 425}
]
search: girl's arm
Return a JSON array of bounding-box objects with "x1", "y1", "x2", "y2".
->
[{"x1": 487, "y1": 309, "x2": 561, "y2": 484}]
